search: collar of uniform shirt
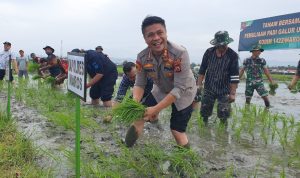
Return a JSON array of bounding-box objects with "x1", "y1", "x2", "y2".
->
[{"x1": 147, "y1": 48, "x2": 169, "y2": 60}]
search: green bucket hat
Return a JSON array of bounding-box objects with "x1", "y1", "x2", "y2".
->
[
  {"x1": 210, "y1": 31, "x2": 233, "y2": 46},
  {"x1": 250, "y1": 44, "x2": 264, "y2": 52}
]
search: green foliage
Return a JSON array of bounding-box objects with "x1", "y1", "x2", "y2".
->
[
  {"x1": 269, "y1": 83, "x2": 278, "y2": 95},
  {"x1": 0, "y1": 111, "x2": 52, "y2": 177},
  {"x1": 27, "y1": 61, "x2": 39, "y2": 73},
  {"x1": 44, "y1": 76, "x2": 56, "y2": 85},
  {"x1": 112, "y1": 97, "x2": 146, "y2": 124},
  {"x1": 263, "y1": 74, "x2": 292, "y2": 81},
  {"x1": 117, "y1": 65, "x2": 123, "y2": 75},
  {"x1": 74, "y1": 143, "x2": 205, "y2": 177},
  {"x1": 32, "y1": 75, "x2": 42, "y2": 80}
]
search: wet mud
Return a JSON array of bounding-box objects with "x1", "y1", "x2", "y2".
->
[{"x1": 0, "y1": 81, "x2": 299, "y2": 177}]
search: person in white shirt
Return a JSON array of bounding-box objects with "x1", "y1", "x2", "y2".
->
[{"x1": 0, "y1": 41, "x2": 18, "y2": 81}]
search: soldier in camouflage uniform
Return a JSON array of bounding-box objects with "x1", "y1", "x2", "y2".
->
[{"x1": 239, "y1": 45, "x2": 274, "y2": 107}]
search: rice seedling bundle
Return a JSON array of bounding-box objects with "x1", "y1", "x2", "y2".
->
[
  {"x1": 45, "y1": 76, "x2": 56, "y2": 85},
  {"x1": 112, "y1": 98, "x2": 146, "y2": 124},
  {"x1": 269, "y1": 83, "x2": 278, "y2": 96},
  {"x1": 28, "y1": 62, "x2": 39, "y2": 73},
  {"x1": 32, "y1": 75, "x2": 42, "y2": 80}
]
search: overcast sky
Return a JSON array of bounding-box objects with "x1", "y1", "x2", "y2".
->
[{"x1": 1, "y1": 0, "x2": 299, "y2": 66}]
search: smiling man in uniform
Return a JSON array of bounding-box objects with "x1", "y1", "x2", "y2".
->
[{"x1": 125, "y1": 16, "x2": 197, "y2": 148}]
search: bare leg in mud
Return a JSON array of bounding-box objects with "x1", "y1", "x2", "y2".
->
[
  {"x1": 246, "y1": 97, "x2": 251, "y2": 104},
  {"x1": 171, "y1": 130, "x2": 189, "y2": 146},
  {"x1": 91, "y1": 99, "x2": 100, "y2": 105},
  {"x1": 125, "y1": 120, "x2": 189, "y2": 148},
  {"x1": 262, "y1": 96, "x2": 270, "y2": 108},
  {"x1": 125, "y1": 120, "x2": 145, "y2": 147},
  {"x1": 103, "y1": 100, "x2": 112, "y2": 107}
]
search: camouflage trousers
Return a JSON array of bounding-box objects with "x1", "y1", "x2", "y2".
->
[
  {"x1": 245, "y1": 81, "x2": 268, "y2": 98},
  {"x1": 200, "y1": 90, "x2": 231, "y2": 120}
]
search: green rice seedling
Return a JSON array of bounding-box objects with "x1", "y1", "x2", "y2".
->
[
  {"x1": 269, "y1": 83, "x2": 278, "y2": 95},
  {"x1": 216, "y1": 120, "x2": 227, "y2": 136},
  {"x1": 293, "y1": 124, "x2": 300, "y2": 156},
  {"x1": 260, "y1": 127, "x2": 268, "y2": 145},
  {"x1": 271, "y1": 120, "x2": 277, "y2": 143},
  {"x1": 47, "y1": 112, "x2": 75, "y2": 130},
  {"x1": 168, "y1": 146, "x2": 204, "y2": 177},
  {"x1": 32, "y1": 75, "x2": 42, "y2": 80},
  {"x1": 280, "y1": 116, "x2": 289, "y2": 146},
  {"x1": 290, "y1": 81, "x2": 300, "y2": 93},
  {"x1": 252, "y1": 104, "x2": 257, "y2": 118},
  {"x1": 276, "y1": 129, "x2": 287, "y2": 151},
  {"x1": 112, "y1": 97, "x2": 146, "y2": 125},
  {"x1": 230, "y1": 112, "x2": 238, "y2": 130},
  {"x1": 248, "y1": 115, "x2": 256, "y2": 141},
  {"x1": 197, "y1": 115, "x2": 206, "y2": 136},
  {"x1": 0, "y1": 111, "x2": 52, "y2": 177},
  {"x1": 224, "y1": 164, "x2": 235, "y2": 178},
  {"x1": 279, "y1": 166, "x2": 286, "y2": 178},
  {"x1": 14, "y1": 85, "x2": 23, "y2": 102},
  {"x1": 234, "y1": 125, "x2": 242, "y2": 143},
  {"x1": 0, "y1": 80, "x2": 3, "y2": 90},
  {"x1": 44, "y1": 76, "x2": 56, "y2": 85},
  {"x1": 27, "y1": 61, "x2": 39, "y2": 73}
]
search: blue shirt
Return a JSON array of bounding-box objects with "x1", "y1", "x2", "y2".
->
[{"x1": 115, "y1": 74, "x2": 153, "y2": 102}]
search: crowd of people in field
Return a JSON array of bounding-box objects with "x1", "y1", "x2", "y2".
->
[{"x1": 1, "y1": 16, "x2": 299, "y2": 148}]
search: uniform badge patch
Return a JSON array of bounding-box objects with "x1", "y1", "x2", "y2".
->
[
  {"x1": 143, "y1": 63, "x2": 154, "y2": 69},
  {"x1": 136, "y1": 60, "x2": 142, "y2": 72},
  {"x1": 173, "y1": 58, "x2": 182, "y2": 72}
]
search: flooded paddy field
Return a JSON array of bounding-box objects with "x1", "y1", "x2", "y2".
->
[{"x1": 0, "y1": 79, "x2": 299, "y2": 177}]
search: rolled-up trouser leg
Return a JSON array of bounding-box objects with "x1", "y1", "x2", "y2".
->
[
  {"x1": 200, "y1": 90, "x2": 216, "y2": 123},
  {"x1": 217, "y1": 95, "x2": 231, "y2": 123}
]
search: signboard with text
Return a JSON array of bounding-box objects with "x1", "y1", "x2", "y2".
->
[
  {"x1": 239, "y1": 12, "x2": 300, "y2": 51},
  {"x1": 67, "y1": 52, "x2": 86, "y2": 101}
]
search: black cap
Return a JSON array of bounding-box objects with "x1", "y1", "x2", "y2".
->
[
  {"x1": 3, "y1": 41, "x2": 11, "y2": 46},
  {"x1": 71, "y1": 48, "x2": 81, "y2": 53},
  {"x1": 95, "y1": 46, "x2": 103, "y2": 50},
  {"x1": 43, "y1": 46, "x2": 55, "y2": 52}
]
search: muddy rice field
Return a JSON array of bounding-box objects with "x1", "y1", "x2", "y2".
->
[{"x1": 0, "y1": 79, "x2": 300, "y2": 178}]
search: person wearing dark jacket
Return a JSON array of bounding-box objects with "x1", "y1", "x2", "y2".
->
[
  {"x1": 115, "y1": 61, "x2": 153, "y2": 102},
  {"x1": 85, "y1": 50, "x2": 118, "y2": 106},
  {"x1": 197, "y1": 31, "x2": 239, "y2": 125}
]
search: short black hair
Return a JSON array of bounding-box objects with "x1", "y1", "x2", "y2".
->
[
  {"x1": 141, "y1": 16, "x2": 166, "y2": 35},
  {"x1": 123, "y1": 62, "x2": 135, "y2": 74}
]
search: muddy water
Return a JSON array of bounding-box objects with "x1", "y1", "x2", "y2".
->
[
  {"x1": 1, "y1": 80, "x2": 299, "y2": 177},
  {"x1": 0, "y1": 93, "x2": 75, "y2": 177},
  {"x1": 140, "y1": 82, "x2": 300, "y2": 177},
  {"x1": 235, "y1": 82, "x2": 300, "y2": 119}
]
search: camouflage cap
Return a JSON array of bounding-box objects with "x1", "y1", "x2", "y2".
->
[
  {"x1": 210, "y1": 31, "x2": 233, "y2": 46},
  {"x1": 250, "y1": 44, "x2": 264, "y2": 52}
]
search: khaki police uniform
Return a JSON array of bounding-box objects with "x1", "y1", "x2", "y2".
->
[{"x1": 135, "y1": 41, "x2": 197, "y2": 111}]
